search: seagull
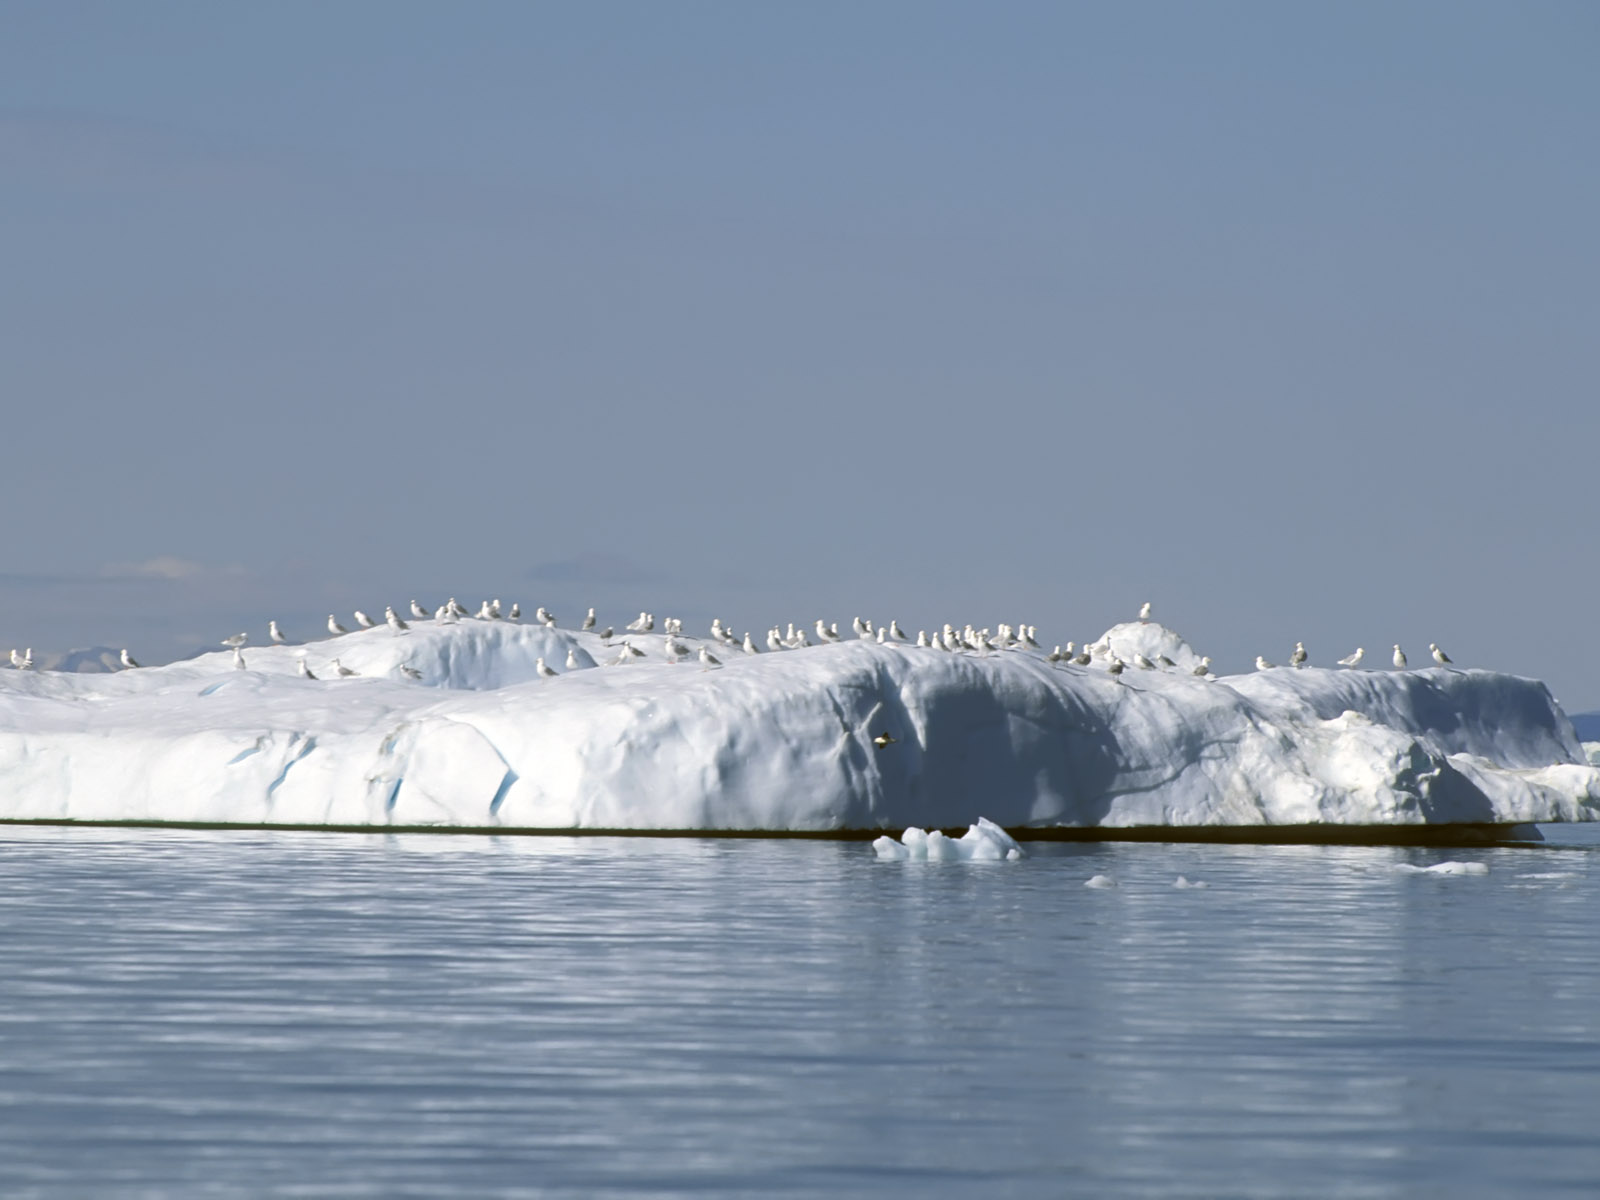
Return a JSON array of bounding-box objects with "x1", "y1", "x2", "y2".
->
[
  {"x1": 816, "y1": 619, "x2": 841, "y2": 644},
  {"x1": 398, "y1": 664, "x2": 421, "y2": 680},
  {"x1": 11, "y1": 648, "x2": 32, "y2": 670},
  {"x1": 1157, "y1": 654, "x2": 1176, "y2": 669},
  {"x1": 328, "y1": 615, "x2": 348, "y2": 636},
  {"x1": 536, "y1": 657, "x2": 557, "y2": 678},
  {"x1": 582, "y1": 608, "x2": 596, "y2": 631},
  {"x1": 297, "y1": 657, "x2": 316, "y2": 680},
  {"x1": 1430, "y1": 643, "x2": 1454, "y2": 667},
  {"x1": 1108, "y1": 657, "x2": 1125, "y2": 678},
  {"x1": 1337, "y1": 648, "x2": 1364, "y2": 668},
  {"x1": 889, "y1": 620, "x2": 908, "y2": 641},
  {"x1": 872, "y1": 732, "x2": 896, "y2": 749},
  {"x1": 1073, "y1": 649, "x2": 1092, "y2": 667},
  {"x1": 876, "y1": 627, "x2": 888, "y2": 644},
  {"x1": 767, "y1": 628, "x2": 785, "y2": 652},
  {"x1": 742, "y1": 632, "x2": 760, "y2": 654},
  {"x1": 477, "y1": 601, "x2": 494, "y2": 620},
  {"x1": 626, "y1": 612, "x2": 653, "y2": 633},
  {"x1": 1255, "y1": 655, "x2": 1275, "y2": 670},
  {"x1": 664, "y1": 636, "x2": 688, "y2": 664},
  {"x1": 331, "y1": 657, "x2": 356, "y2": 677},
  {"x1": 1133, "y1": 653, "x2": 1155, "y2": 670},
  {"x1": 1193, "y1": 656, "x2": 1212, "y2": 676},
  {"x1": 385, "y1": 606, "x2": 409, "y2": 633},
  {"x1": 698, "y1": 645, "x2": 722, "y2": 671},
  {"x1": 598, "y1": 627, "x2": 614, "y2": 642},
  {"x1": 1139, "y1": 601, "x2": 1152, "y2": 622},
  {"x1": 852, "y1": 616, "x2": 871, "y2": 639},
  {"x1": 1290, "y1": 642, "x2": 1307, "y2": 668},
  {"x1": 1393, "y1": 644, "x2": 1408, "y2": 670},
  {"x1": 610, "y1": 641, "x2": 645, "y2": 666},
  {"x1": 916, "y1": 630, "x2": 930, "y2": 647},
  {"x1": 536, "y1": 606, "x2": 552, "y2": 625},
  {"x1": 508, "y1": 602, "x2": 521, "y2": 621},
  {"x1": 119, "y1": 649, "x2": 140, "y2": 669},
  {"x1": 434, "y1": 605, "x2": 454, "y2": 626},
  {"x1": 353, "y1": 611, "x2": 375, "y2": 629},
  {"x1": 221, "y1": 632, "x2": 248, "y2": 648},
  {"x1": 1047, "y1": 646, "x2": 1063, "y2": 663},
  {"x1": 268, "y1": 620, "x2": 288, "y2": 645},
  {"x1": 233, "y1": 647, "x2": 247, "y2": 671},
  {"x1": 566, "y1": 648, "x2": 582, "y2": 670},
  {"x1": 409, "y1": 600, "x2": 431, "y2": 620}
]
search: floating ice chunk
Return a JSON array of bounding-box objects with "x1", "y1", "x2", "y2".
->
[
  {"x1": 1394, "y1": 860, "x2": 1489, "y2": 875},
  {"x1": 1172, "y1": 875, "x2": 1207, "y2": 889},
  {"x1": 1084, "y1": 874, "x2": 1117, "y2": 888},
  {"x1": 872, "y1": 817, "x2": 1023, "y2": 861}
]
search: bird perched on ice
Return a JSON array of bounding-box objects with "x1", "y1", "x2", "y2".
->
[
  {"x1": 1108, "y1": 657, "x2": 1125, "y2": 679},
  {"x1": 353, "y1": 611, "x2": 375, "y2": 629},
  {"x1": 1133, "y1": 653, "x2": 1155, "y2": 670},
  {"x1": 536, "y1": 657, "x2": 557, "y2": 678},
  {"x1": 508, "y1": 602, "x2": 521, "y2": 621},
  {"x1": 385, "y1": 606, "x2": 409, "y2": 633},
  {"x1": 328, "y1": 615, "x2": 348, "y2": 636},
  {"x1": 1255, "y1": 655, "x2": 1275, "y2": 671},
  {"x1": 626, "y1": 612, "x2": 653, "y2": 633},
  {"x1": 1337, "y1": 648, "x2": 1364, "y2": 668},
  {"x1": 268, "y1": 620, "x2": 288, "y2": 645},
  {"x1": 698, "y1": 645, "x2": 722, "y2": 671},
  {"x1": 536, "y1": 606, "x2": 553, "y2": 626},
  {"x1": 1073, "y1": 649, "x2": 1092, "y2": 667},
  {"x1": 582, "y1": 608, "x2": 596, "y2": 631},
  {"x1": 233, "y1": 647, "x2": 247, "y2": 670},
  {"x1": 398, "y1": 664, "x2": 421, "y2": 681},
  {"x1": 566, "y1": 648, "x2": 583, "y2": 671},
  {"x1": 409, "y1": 600, "x2": 431, "y2": 620},
  {"x1": 221, "y1": 632, "x2": 248, "y2": 648},
  {"x1": 1392, "y1": 644, "x2": 1408, "y2": 670},
  {"x1": 331, "y1": 658, "x2": 356, "y2": 677},
  {"x1": 1290, "y1": 642, "x2": 1308, "y2": 668},
  {"x1": 664, "y1": 636, "x2": 689, "y2": 664},
  {"x1": 1047, "y1": 646, "x2": 1063, "y2": 663},
  {"x1": 1193, "y1": 656, "x2": 1212, "y2": 677},
  {"x1": 119, "y1": 649, "x2": 140, "y2": 669},
  {"x1": 598, "y1": 627, "x2": 614, "y2": 642},
  {"x1": 768, "y1": 628, "x2": 785, "y2": 652},
  {"x1": 10, "y1": 648, "x2": 31, "y2": 670},
  {"x1": 1430, "y1": 643, "x2": 1454, "y2": 666},
  {"x1": 1139, "y1": 601, "x2": 1152, "y2": 622},
  {"x1": 742, "y1": 632, "x2": 760, "y2": 654},
  {"x1": 889, "y1": 620, "x2": 908, "y2": 642},
  {"x1": 816, "y1": 619, "x2": 841, "y2": 644},
  {"x1": 297, "y1": 657, "x2": 316, "y2": 680},
  {"x1": 610, "y1": 641, "x2": 645, "y2": 666},
  {"x1": 872, "y1": 732, "x2": 896, "y2": 749}
]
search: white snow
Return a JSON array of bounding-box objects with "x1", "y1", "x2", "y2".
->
[{"x1": 0, "y1": 617, "x2": 1597, "y2": 833}]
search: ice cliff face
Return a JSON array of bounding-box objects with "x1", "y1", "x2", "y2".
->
[{"x1": 0, "y1": 619, "x2": 1594, "y2": 831}]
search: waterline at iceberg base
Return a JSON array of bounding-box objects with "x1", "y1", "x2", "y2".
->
[{"x1": 0, "y1": 620, "x2": 1595, "y2": 835}]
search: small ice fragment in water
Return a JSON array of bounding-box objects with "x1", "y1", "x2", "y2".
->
[
  {"x1": 1394, "y1": 861, "x2": 1489, "y2": 876},
  {"x1": 1173, "y1": 876, "x2": 1207, "y2": 889},
  {"x1": 871, "y1": 817, "x2": 1023, "y2": 861},
  {"x1": 1084, "y1": 874, "x2": 1116, "y2": 889}
]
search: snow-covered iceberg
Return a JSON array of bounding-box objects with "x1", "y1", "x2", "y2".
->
[{"x1": 0, "y1": 618, "x2": 1595, "y2": 833}]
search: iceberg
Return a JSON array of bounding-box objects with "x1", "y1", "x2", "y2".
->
[{"x1": 0, "y1": 617, "x2": 1595, "y2": 833}]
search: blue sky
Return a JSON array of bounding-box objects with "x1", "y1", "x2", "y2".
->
[{"x1": 3, "y1": 2, "x2": 1598, "y2": 705}]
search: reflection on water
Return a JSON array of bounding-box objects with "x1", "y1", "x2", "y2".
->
[{"x1": 0, "y1": 827, "x2": 1597, "y2": 1197}]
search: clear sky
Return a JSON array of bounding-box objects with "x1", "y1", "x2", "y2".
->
[{"x1": 3, "y1": 1, "x2": 1598, "y2": 705}]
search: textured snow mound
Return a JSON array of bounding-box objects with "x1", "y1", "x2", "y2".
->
[{"x1": 0, "y1": 618, "x2": 1596, "y2": 831}]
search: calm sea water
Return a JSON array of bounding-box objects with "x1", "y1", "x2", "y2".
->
[{"x1": 1, "y1": 826, "x2": 1597, "y2": 1198}]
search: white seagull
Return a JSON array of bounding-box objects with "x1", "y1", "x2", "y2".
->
[
  {"x1": 1193, "y1": 656, "x2": 1212, "y2": 677},
  {"x1": 582, "y1": 607, "x2": 596, "y2": 631},
  {"x1": 535, "y1": 657, "x2": 557, "y2": 678},
  {"x1": 1290, "y1": 642, "x2": 1307, "y2": 668},
  {"x1": 699, "y1": 645, "x2": 722, "y2": 671},
  {"x1": 409, "y1": 600, "x2": 431, "y2": 619},
  {"x1": 385, "y1": 606, "x2": 409, "y2": 633},
  {"x1": 398, "y1": 665, "x2": 421, "y2": 680},
  {"x1": 332, "y1": 657, "x2": 356, "y2": 677},
  {"x1": 767, "y1": 628, "x2": 785, "y2": 652},
  {"x1": 12, "y1": 648, "x2": 32, "y2": 670},
  {"x1": 1139, "y1": 601, "x2": 1152, "y2": 622},
  {"x1": 816, "y1": 619, "x2": 841, "y2": 644},
  {"x1": 1393, "y1": 644, "x2": 1408, "y2": 670},
  {"x1": 889, "y1": 619, "x2": 908, "y2": 641},
  {"x1": 1430, "y1": 643, "x2": 1454, "y2": 667},
  {"x1": 221, "y1": 632, "x2": 248, "y2": 648},
  {"x1": 328, "y1": 615, "x2": 348, "y2": 636},
  {"x1": 1255, "y1": 655, "x2": 1275, "y2": 671},
  {"x1": 269, "y1": 620, "x2": 288, "y2": 645},
  {"x1": 233, "y1": 647, "x2": 247, "y2": 671},
  {"x1": 566, "y1": 648, "x2": 583, "y2": 671},
  {"x1": 353, "y1": 611, "x2": 375, "y2": 629},
  {"x1": 297, "y1": 657, "x2": 316, "y2": 680},
  {"x1": 119, "y1": 649, "x2": 140, "y2": 669},
  {"x1": 1337, "y1": 648, "x2": 1364, "y2": 668},
  {"x1": 743, "y1": 632, "x2": 760, "y2": 654},
  {"x1": 626, "y1": 612, "x2": 653, "y2": 633}
]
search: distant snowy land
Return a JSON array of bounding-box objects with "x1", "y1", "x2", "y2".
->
[{"x1": 1, "y1": 611, "x2": 1595, "y2": 833}]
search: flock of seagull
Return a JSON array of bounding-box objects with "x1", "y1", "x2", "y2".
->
[{"x1": 4, "y1": 598, "x2": 1460, "y2": 682}]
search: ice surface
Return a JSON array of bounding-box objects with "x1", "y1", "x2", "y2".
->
[
  {"x1": 1, "y1": 617, "x2": 1597, "y2": 832},
  {"x1": 871, "y1": 818, "x2": 1024, "y2": 861}
]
